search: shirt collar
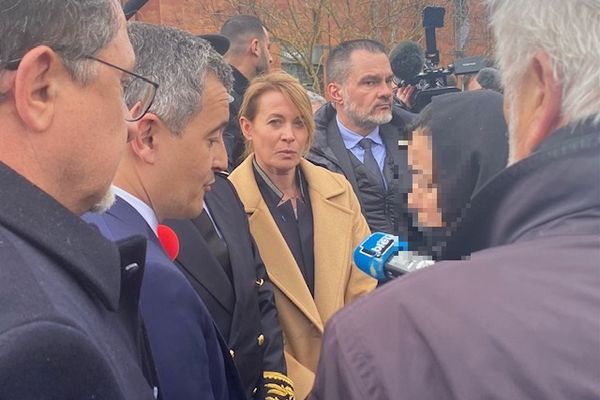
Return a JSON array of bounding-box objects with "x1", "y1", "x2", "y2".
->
[
  {"x1": 336, "y1": 115, "x2": 383, "y2": 149},
  {"x1": 252, "y1": 157, "x2": 307, "y2": 201},
  {"x1": 112, "y1": 186, "x2": 159, "y2": 236}
]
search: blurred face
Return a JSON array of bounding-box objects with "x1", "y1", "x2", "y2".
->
[
  {"x1": 60, "y1": 4, "x2": 134, "y2": 214},
  {"x1": 240, "y1": 90, "x2": 308, "y2": 176},
  {"x1": 158, "y1": 73, "x2": 230, "y2": 219},
  {"x1": 338, "y1": 50, "x2": 394, "y2": 133},
  {"x1": 256, "y1": 28, "x2": 272, "y2": 75}
]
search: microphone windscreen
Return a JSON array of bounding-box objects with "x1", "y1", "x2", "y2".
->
[
  {"x1": 123, "y1": 0, "x2": 150, "y2": 19},
  {"x1": 389, "y1": 41, "x2": 425, "y2": 83}
]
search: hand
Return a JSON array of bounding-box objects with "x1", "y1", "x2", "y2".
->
[{"x1": 395, "y1": 85, "x2": 416, "y2": 108}]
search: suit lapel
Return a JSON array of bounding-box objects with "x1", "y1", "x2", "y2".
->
[
  {"x1": 380, "y1": 124, "x2": 412, "y2": 193},
  {"x1": 172, "y1": 216, "x2": 235, "y2": 315},
  {"x1": 232, "y1": 157, "x2": 323, "y2": 329}
]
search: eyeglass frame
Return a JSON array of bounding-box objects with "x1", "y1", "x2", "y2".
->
[{"x1": 3, "y1": 52, "x2": 158, "y2": 122}]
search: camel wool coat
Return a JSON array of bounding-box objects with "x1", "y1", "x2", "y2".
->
[{"x1": 229, "y1": 157, "x2": 376, "y2": 399}]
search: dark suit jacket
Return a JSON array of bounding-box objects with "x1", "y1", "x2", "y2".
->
[
  {"x1": 0, "y1": 163, "x2": 154, "y2": 399},
  {"x1": 223, "y1": 66, "x2": 250, "y2": 171},
  {"x1": 84, "y1": 197, "x2": 245, "y2": 400},
  {"x1": 166, "y1": 174, "x2": 286, "y2": 399}
]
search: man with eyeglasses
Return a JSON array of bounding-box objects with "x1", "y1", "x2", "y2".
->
[
  {"x1": 83, "y1": 22, "x2": 245, "y2": 400},
  {"x1": 0, "y1": 0, "x2": 157, "y2": 399}
]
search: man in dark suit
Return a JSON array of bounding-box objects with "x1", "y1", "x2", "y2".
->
[
  {"x1": 0, "y1": 0, "x2": 156, "y2": 398},
  {"x1": 307, "y1": 40, "x2": 423, "y2": 250},
  {"x1": 166, "y1": 172, "x2": 291, "y2": 399},
  {"x1": 84, "y1": 22, "x2": 244, "y2": 400}
]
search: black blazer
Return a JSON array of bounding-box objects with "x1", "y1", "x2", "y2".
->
[{"x1": 166, "y1": 174, "x2": 286, "y2": 399}]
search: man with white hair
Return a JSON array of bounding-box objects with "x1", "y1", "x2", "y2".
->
[
  {"x1": 309, "y1": 1, "x2": 600, "y2": 398},
  {"x1": 0, "y1": 0, "x2": 157, "y2": 398}
]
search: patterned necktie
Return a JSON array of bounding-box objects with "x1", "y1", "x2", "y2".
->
[{"x1": 359, "y1": 138, "x2": 386, "y2": 188}]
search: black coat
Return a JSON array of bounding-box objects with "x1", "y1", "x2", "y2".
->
[
  {"x1": 427, "y1": 90, "x2": 508, "y2": 230},
  {"x1": 166, "y1": 174, "x2": 286, "y2": 399},
  {"x1": 308, "y1": 103, "x2": 424, "y2": 248},
  {"x1": 0, "y1": 163, "x2": 155, "y2": 399},
  {"x1": 310, "y1": 120, "x2": 600, "y2": 400},
  {"x1": 223, "y1": 66, "x2": 250, "y2": 171}
]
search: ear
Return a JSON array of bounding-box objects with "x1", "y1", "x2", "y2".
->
[
  {"x1": 327, "y1": 82, "x2": 343, "y2": 105},
  {"x1": 13, "y1": 46, "x2": 63, "y2": 131},
  {"x1": 250, "y1": 38, "x2": 260, "y2": 57},
  {"x1": 239, "y1": 116, "x2": 253, "y2": 142},
  {"x1": 129, "y1": 113, "x2": 161, "y2": 164},
  {"x1": 525, "y1": 51, "x2": 563, "y2": 152}
]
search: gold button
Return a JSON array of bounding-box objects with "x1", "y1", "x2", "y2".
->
[
  {"x1": 255, "y1": 278, "x2": 264, "y2": 287},
  {"x1": 229, "y1": 349, "x2": 235, "y2": 358},
  {"x1": 257, "y1": 334, "x2": 265, "y2": 346}
]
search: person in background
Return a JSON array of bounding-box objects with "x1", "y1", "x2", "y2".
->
[
  {"x1": 467, "y1": 67, "x2": 503, "y2": 93},
  {"x1": 308, "y1": 40, "x2": 424, "y2": 253},
  {"x1": 84, "y1": 22, "x2": 245, "y2": 400},
  {"x1": 408, "y1": 90, "x2": 508, "y2": 242},
  {"x1": 0, "y1": 0, "x2": 157, "y2": 398},
  {"x1": 309, "y1": 0, "x2": 600, "y2": 398},
  {"x1": 221, "y1": 15, "x2": 272, "y2": 170},
  {"x1": 306, "y1": 90, "x2": 326, "y2": 113},
  {"x1": 229, "y1": 71, "x2": 376, "y2": 399}
]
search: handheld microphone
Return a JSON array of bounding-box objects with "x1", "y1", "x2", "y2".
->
[
  {"x1": 389, "y1": 41, "x2": 425, "y2": 85},
  {"x1": 123, "y1": 0, "x2": 150, "y2": 20},
  {"x1": 353, "y1": 232, "x2": 434, "y2": 281}
]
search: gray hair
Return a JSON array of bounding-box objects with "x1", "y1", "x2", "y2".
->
[
  {"x1": 0, "y1": 0, "x2": 120, "y2": 84},
  {"x1": 126, "y1": 22, "x2": 233, "y2": 135},
  {"x1": 326, "y1": 39, "x2": 385, "y2": 85},
  {"x1": 475, "y1": 67, "x2": 503, "y2": 93},
  {"x1": 220, "y1": 15, "x2": 266, "y2": 57},
  {"x1": 487, "y1": 0, "x2": 600, "y2": 124}
]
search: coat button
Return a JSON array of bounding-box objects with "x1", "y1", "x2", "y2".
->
[
  {"x1": 229, "y1": 349, "x2": 235, "y2": 359},
  {"x1": 257, "y1": 334, "x2": 265, "y2": 346},
  {"x1": 255, "y1": 278, "x2": 264, "y2": 287},
  {"x1": 252, "y1": 387, "x2": 258, "y2": 395}
]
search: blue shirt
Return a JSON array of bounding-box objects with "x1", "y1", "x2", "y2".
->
[{"x1": 336, "y1": 116, "x2": 386, "y2": 174}]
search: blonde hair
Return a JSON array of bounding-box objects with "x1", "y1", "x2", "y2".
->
[{"x1": 239, "y1": 70, "x2": 316, "y2": 156}]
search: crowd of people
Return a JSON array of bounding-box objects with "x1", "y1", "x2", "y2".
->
[{"x1": 0, "y1": 0, "x2": 598, "y2": 399}]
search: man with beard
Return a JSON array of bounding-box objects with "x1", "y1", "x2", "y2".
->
[
  {"x1": 308, "y1": 40, "x2": 422, "y2": 250},
  {"x1": 0, "y1": 0, "x2": 157, "y2": 398},
  {"x1": 309, "y1": 0, "x2": 600, "y2": 398},
  {"x1": 220, "y1": 15, "x2": 272, "y2": 170}
]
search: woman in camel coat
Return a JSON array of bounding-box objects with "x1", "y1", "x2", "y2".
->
[{"x1": 229, "y1": 72, "x2": 376, "y2": 399}]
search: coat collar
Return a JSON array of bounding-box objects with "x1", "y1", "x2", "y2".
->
[
  {"x1": 231, "y1": 157, "x2": 355, "y2": 329},
  {"x1": 0, "y1": 163, "x2": 122, "y2": 311}
]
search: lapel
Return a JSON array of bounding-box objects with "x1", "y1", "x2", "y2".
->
[
  {"x1": 302, "y1": 160, "x2": 356, "y2": 324},
  {"x1": 231, "y1": 157, "x2": 324, "y2": 329},
  {"x1": 171, "y1": 215, "x2": 235, "y2": 315},
  {"x1": 380, "y1": 123, "x2": 412, "y2": 193},
  {"x1": 0, "y1": 163, "x2": 122, "y2": 311}
]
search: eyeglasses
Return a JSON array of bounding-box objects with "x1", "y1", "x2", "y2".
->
[
  {"x1": 4, "y1": 54, "x2": 158, "y2": 122},
  {"x1": 85, "y1": 56, "x2": 158, "y2": 122}
]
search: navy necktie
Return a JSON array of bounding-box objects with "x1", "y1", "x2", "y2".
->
[{"x1": 359, "y1": 138, "x2": 385, "y2": 188}]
